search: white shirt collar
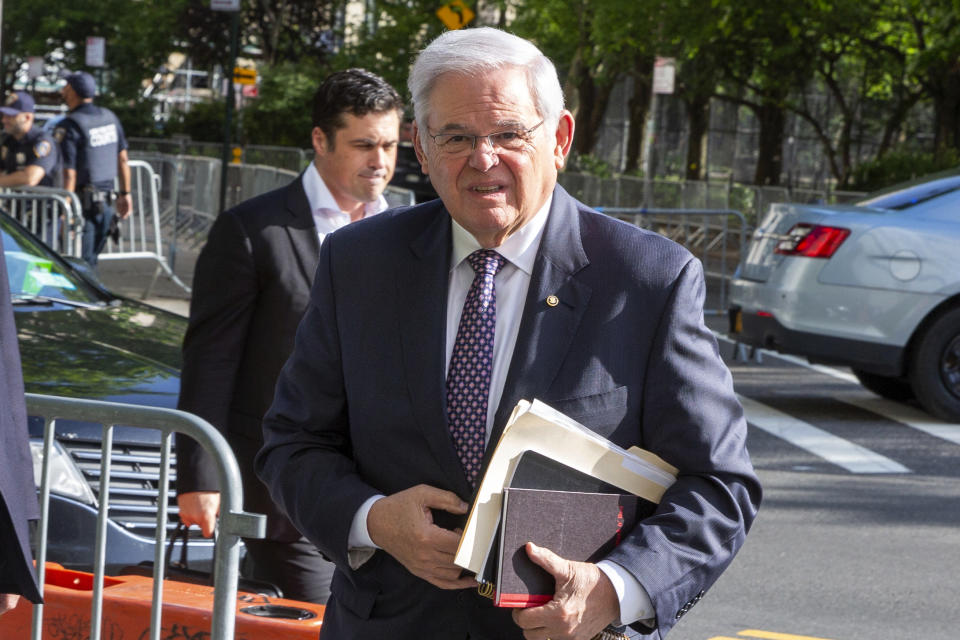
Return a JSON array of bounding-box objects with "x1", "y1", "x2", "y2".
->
[
  {"x1": 449, "y1": 194, "x2": 553, "y2": 275},
  {"x1": 302, "y1": 161, "x2": 388, "y2": 219}
]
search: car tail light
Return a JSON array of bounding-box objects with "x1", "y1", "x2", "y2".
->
[{"x1": 774, "y1": 224, "x2": 850, "y2": 258}]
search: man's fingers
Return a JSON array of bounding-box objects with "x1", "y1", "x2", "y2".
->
[
  {"x1": 0, "y1": 594, "x2": 21, "y2": 616},
  {"x1": 198, "y1": 513, "x2": 217, "y2": 538},
  {"x1": 525, "y1": 542, "x2": 568, "y2": 581},
  {"x1": 414, "y1": 484, "x2": 469, "y2": 515},
  {"x1": 177, "y1": 491, "x2": 221, "y2": 538}
]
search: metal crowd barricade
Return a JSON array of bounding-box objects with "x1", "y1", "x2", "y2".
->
[
  {"x1": 0, "y1": 186, "x2": 83, "y2": 257},
  {"x1": 98, "y1": 160, "x2": 191, "y2": 298},
  {"x1": 596, "y1": 207, "x2": 747, "y2": 315},
  {"x1": 26, "y1": 393, "x2": 267, "y2": 640}
]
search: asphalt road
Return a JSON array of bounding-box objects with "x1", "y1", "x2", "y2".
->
[
  {"x1": 138, "y1": 290, "x2": 959, "y2": 640},
  {"x1": 667, "y1": 328, "x2": 960, "y2": 640}
]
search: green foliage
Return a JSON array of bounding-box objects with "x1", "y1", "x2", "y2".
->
[
  {"x1": 103, "y1": 98, "x2": 162, "y2": 139},
  {"x1": 2, "y1": 0, "x2": 186, "y2": 101},
  {"x1": 330, "y1": 0, "x2": 446, "y2": 109},
  {"x1": 567, "y1": 152, "x2": 613, "y2": 179},
  {"x1": 164, "y1": 101, "x2": 227, "y2": 144},
  {"x1": 850, "y1": 148, "x2": 960, "y2": 191},
  {"x1": 239, "y1": 61, "x2": 326, "y2": 147}
]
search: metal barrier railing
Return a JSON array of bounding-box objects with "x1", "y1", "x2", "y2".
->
[
  {"x1": 596, "y1": 207, "x2": 747, "y2": 315},
  {"x1": 27, "y1": 393, "x2": 267, "y2": 640},
  {"x1": 0, "y1": 187, "x2": 83, "y2": 257},
  {"x1": 98, "y1": 160, "x2": 192, "y2": 298}
]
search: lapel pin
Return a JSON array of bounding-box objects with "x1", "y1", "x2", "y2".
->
[{"x1": 546, "y1": 295, "x2": 559, "y2": 307}]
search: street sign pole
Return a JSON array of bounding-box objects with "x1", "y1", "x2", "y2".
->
[
  {"x1": 219, "y1": 10, "x2": 239, "y2": 215},
  {"x1": 643, "y1": 56, "x2": 676, "y2": 208}
]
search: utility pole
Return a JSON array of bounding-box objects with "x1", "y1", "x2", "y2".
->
[
  {"x1": 0, "y1": 0, "x2": 6, "y2": 96},
  {"x1": 211, "y1": 0, "x2": 241, "y2": 215},
  {"x1": 219, "y1": 11, "x2": 239, "y2": 215}
]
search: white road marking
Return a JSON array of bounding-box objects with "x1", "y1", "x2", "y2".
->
[
  {"x1": 737, "y1": 394, "x2": 911, "y2": 474},
  {"x1": 837, "y1": 396, "x2": 960, "y2": 446}
]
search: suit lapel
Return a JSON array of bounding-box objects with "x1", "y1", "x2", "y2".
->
[
  {"x1": 489, "y1": 186, "x2": 592, "y2": 445},
  {"x1": 397, "y1": 204, "x2": 472, "y2": 496},
  {"x1": 283, "y1": 175, "x2": 321, "y2": 286}
]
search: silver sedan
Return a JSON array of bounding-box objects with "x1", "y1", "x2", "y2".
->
[{"x1": 729, "y1": 172, "x2": 960, "y2": 421}]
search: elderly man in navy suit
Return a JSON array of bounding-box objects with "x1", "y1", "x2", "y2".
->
[
  {"x1": 257, "y1": 28, "x2": 761, "y2": 640},
  {"x1": 0, "y1": 242, "x2": 43, "y2": 615}
]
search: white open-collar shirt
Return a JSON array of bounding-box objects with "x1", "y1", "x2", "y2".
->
[{"x1": 302, "y1": 161, "x2": 388, "y2": 245}]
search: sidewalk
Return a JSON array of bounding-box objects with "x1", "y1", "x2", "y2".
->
[{"x1": 146, "y1": 297, "x2": 190, "y2": 317}]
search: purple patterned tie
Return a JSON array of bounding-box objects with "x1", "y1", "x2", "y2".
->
[{"x1": 447, "y1": 249, "x2": 506, "y2": 486}]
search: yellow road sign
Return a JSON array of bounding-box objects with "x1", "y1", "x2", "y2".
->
[
  {"x1": 436, "y1": 0, "x2": 475, "y2": 30},
  {"x1": 233, "y1": 67, "x2": 257, "y2": 85}
]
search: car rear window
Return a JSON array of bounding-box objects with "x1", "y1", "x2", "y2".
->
[{"x1": 857, "y1": 175, "x2": 960, "y2": 210}]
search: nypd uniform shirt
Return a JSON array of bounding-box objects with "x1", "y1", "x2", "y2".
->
[
  {"x1": 1, "y1": 127, "x2": 61, "y2": 187},
  {"x1": 55, "y1": 103, "x2": 128, "y2": 192}
]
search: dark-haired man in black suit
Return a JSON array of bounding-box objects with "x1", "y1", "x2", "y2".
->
[
  {"x1": 0, "y1": 241, "x2": 43, "y2": 615},
  {"x1": 175, "y1": 69, "x2": 402, "y2": 603}
]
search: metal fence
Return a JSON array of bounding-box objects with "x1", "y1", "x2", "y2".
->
[
  {"x1": 597, "y1": 207, "x2": 747, "y2": 315},
  {"x1": 0, "y1": 186, "x2": 83, "y2": 256},
  {"x1": 558, "y1": 173, "x2": 866, "y2": 225},
  {"x1": 25, "y1": 393, "x2": 267, "y2": 640},
  {"x1": 128, "y1": 138, "x2": 313, "y2": 175},
  {"x1": 127, "y1": 152, "x2": 415, "y2": 293},
  {"x1": 98, "y1": 160, "x2": 192, "y2": 298}
]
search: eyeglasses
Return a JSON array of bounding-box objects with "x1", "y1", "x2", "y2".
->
[{"x1": 427, "y1": 120, "x2": 545, "y2": 156}]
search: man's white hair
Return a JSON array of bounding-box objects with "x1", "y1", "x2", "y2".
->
[{"x1": 408, "y1": 27, "x2": 564, "y2": 140}]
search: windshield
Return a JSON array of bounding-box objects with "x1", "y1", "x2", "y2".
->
[
  {"x1": 2, "y1": 213, "x2": 104, "y2": 304},
  {"x1": 856, "y1": 170, "x2": 960, "y2": 211}
]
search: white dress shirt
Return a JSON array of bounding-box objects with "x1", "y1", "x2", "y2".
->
[
  {"x1": 346, "y1": 195, "x2": 654, "y2": 626},
  {"x1": 302, "y1": 162, "x2": 388, "y2": 244}
]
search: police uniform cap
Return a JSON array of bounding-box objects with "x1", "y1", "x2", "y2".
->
[
  {"x1": 0, "y1": 91, "x2": 35, "y2": 116},
  {"x1": 65, "y1": 71, "x2": 97, "y2": 99}
]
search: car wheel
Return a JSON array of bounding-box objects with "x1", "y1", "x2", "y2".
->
[
  {"x1": 909, "y1": 307, "x2": 960, "y2": 422},
  {"x1": 852, "y1": 369, "x2": 914, "y2": 402}
]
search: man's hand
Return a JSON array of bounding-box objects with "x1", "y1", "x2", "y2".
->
[
  {"x1": 0, "y1": 593, "x2": 21, "y2": 616},
  {"x1": 115, "y1": 193, "x2": 132, "y2": 219},
  {"x1": 512, "y1": 543, "x2": 620, "y2": 640},
  {"x1": 367, "y1": 484, "x2": 477, "y2": 590},
  {"x1": 177, "y1": 491, "x2": 220, "y2": 537}
]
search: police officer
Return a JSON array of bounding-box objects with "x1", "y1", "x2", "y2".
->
[
  {"x1": 0, "y1": 91, "x2": 61, "y2": 188},
  {"x1": 56, "y1": 71, "x2": 132, "y2": 265}
]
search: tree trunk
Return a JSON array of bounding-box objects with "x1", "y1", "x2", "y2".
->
[
  {"x1": 754, "y1": 101, "x2": 785, "y2": 186},
  {"x1": 685, "y1": 95, "x2": 710, "y2": 180},
  {"x1": 573, "y1": 75, "x2": 613, "y2": 157},
  {"x1": 624, "y1": 62, "x2": 652, "y2": 174},
  {"x1": 877, "y1": 92, "x2": 921, "y2": 158},
  {"x1": 931, "y1": 63, "x2": 960, "y2": 157}
]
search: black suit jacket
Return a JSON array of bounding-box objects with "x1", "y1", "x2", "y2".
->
[
  {"x1": 0, "y1": 242, "x2": 42, "y2": 604},
  {"x1": 257, "y1": 186, "x2": 761, "y2": 639},
  {"x1": 177, "y1": 176, "x2": 320, "y2": 541}
]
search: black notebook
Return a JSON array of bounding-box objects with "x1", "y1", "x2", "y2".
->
[{"x1": 495, "y1": 487, "x2": 641, "y2": 607}]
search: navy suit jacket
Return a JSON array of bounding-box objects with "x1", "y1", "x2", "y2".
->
[
  {"x1": 257, "y1": 185, "x2": 761, "y2": 639},
  {"x1": 177, "y1": 176, "x2": 319, "y2": 541},
  {"x1": 0, "y1": 242, "x2": 43, "y2": 604}
]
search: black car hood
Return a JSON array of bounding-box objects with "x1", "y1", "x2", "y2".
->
[{"x1": 17, "y1": 299, "x2": 186, "y2": 443}]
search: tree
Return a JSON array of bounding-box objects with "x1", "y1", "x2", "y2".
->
[
  {"x1": 2, "y1": 0, "x2": 186, "y2": 101},
  {"x1": 329, "y1": 0, "x2": 446, "y2": 106},
  {"x1": 177, "y1": 0, "x2": 338, "y2": 70},
  {"x1": 240, "y1": 60, "x2": 325, "y2": 146},
  {"x1": 712, "y1": 0, "x2": 819, "y2": 185}
]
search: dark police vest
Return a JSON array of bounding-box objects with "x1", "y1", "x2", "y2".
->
[
  {"x1": 63, "y1": 105, "x2": 122, "y2": 191},
  {"x1": 0, "y1": 127, "x2": 61, "y2": 188}
]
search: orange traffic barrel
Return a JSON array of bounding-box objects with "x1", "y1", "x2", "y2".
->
[{"x1": 5, "y1": 563, "x2": 324, "y2": 639}]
